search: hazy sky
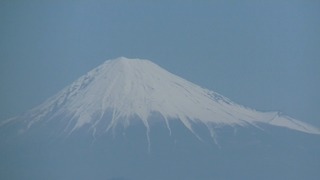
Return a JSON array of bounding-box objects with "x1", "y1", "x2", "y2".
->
[{"x1": 1, "y1": 0, "x2": 319, "y2": 126}]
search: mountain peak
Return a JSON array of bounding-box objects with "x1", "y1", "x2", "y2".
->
[
  {"x1": 5, "y1": 57, "x2": 320, "y2": 142},
  {"x1": 110, "y1": 56, "x2": 150, "y2": 62},
  {"x1": 103, "y1": 57, "x2": 154, "y2": 68}
]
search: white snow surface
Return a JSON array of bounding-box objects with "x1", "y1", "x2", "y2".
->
[{"x1": 12, "y1": 57, "x2": 320, "y2": 136}]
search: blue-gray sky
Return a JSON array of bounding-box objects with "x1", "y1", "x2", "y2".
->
[{"x1": 1, "y1": 0, "x2": 319, "y2": 126}]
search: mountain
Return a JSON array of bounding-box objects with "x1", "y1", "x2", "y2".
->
[{"x1": 1, "y1": 57, "x2": 320, "y2": 180}]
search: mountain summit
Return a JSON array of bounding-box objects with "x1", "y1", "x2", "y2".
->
[{"x1": 5, "y1": 57, "x2": 319, "y2": 139}]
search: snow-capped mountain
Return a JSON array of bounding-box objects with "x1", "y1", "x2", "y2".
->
[
  {"x1": 1, "y1": 57, "x2": 320, "y2": 180},
  {"x1": 3, "y1": 57, "x2": 319, "y2": 137}
]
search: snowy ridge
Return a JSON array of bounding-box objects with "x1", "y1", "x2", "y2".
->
[{"x1": 5, "y1": 57, "x2": 320, "y2": 139}]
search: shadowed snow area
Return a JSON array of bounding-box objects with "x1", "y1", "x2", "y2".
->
[{"x1": 5, "y1": 57, "x2": 320, "y2": 139}]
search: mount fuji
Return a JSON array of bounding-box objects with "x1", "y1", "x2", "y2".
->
[{"x1": 1, "y1": 57, "x2": 320, "y2": 180}]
